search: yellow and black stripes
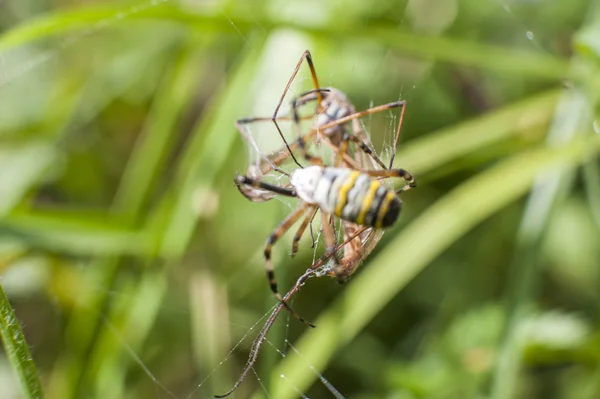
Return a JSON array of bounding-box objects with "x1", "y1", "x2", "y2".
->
[
  {"x1": 311, "y1": 167, "x2": 404, "y2": 229},
  {"x1": 334, "y1": 170, "x2": 361, "y2": 216}
]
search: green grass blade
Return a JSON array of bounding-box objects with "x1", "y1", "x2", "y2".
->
[
  {"x1": 158, "y1": 41, "x2": 264, "y2": 257},
  {"x1": 399, "y1": 89, "x2": 560, "y2": 174},
  {"x1": 112, "y1": 39, "x2": 213, "y2": 217},
  {"x1": 0, "y1": 283, "x2": 44, "y2": 399},
  {"x1": 490, "y1": 3, "x2": 600, "y2": 395},
  {"x1": 89, "y1": 38, "x2": 215, "y2": 398},
  {"x1": 0, "y1": 142, "x2": 57, "y2": 216},
  {"x1": 270, "y1": 133, "x2": 600, "y2": 398},
  {"x1": 46, "y1": 38, "x2": 211, "y2": 399},
  {"x1": 0, "y1": 6, "x2": 567, "y2": 79},
  {"x1": 0, "y1": 213, "x2": 152, "y2": 256}
]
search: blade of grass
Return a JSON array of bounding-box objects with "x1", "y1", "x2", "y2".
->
[
  {"x1": 0, "y1": 6, "x2": 568, "y2": 80},
  {"x1": 0, "y1": 142, "x2": 56, "y2": 216},
  {"x1": 93, "y1": 268, "x2": 170, "y2": 399},
  {"x1": 490, "y1": 3, "x2": 600, "y2": 396},
  {"x1": 154, "y1": 39, "x2": 266, "y2": 397},
  {"x1": 0, "y1": 213, "x2": 152, "y2": 256},
  {"x1": 0, "y1": 283, "x2": 44, "y2": 399},
  {"x1": 46, "y1": 38, "x2": 211, "y2": 399},
  {"x1": 158, "y1": 39, "x2": 264, "y2": 257},
  {"x1": 270, "y1": 133, "x2": 600, "y2": 399},
  {"x1": 87, "y1": 38, "x2": 216, "y2": 399},
  {"x1": 398, "y1": 89, "x2": 560, "y2": 175}
]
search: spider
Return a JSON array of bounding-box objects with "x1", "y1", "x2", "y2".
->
[
  {"x1": 235, "y1": 49, "x2": 408, "y2": 202},
  {"x1": 217, "y1": 58, "x2": 415, "y2": 396},
  {"x1": 234, "y1": 94, "x2": 417, "y2": 331}
]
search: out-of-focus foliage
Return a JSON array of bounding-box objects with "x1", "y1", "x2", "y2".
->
[{"x1": 0, "y1": 0, "x2": 599, "y2": 398}]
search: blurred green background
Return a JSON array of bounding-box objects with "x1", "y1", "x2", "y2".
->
[{"x1": 1, "y1": 0, "x2": 600, "y2": 398}]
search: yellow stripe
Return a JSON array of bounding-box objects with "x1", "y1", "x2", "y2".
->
[
  {"x1": 335, "y1": 171, "x2": 361, "y2": 216},
  {"x1": 356, "y1": 180, "x2": 381, "y2": 225},
  {"x1": 375, "y1": 191, "x2": 397, "y2": 228}
]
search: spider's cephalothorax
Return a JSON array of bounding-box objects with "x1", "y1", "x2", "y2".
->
[{"x1": 291, "y1": 166, "x2": 404, "y2": 228}]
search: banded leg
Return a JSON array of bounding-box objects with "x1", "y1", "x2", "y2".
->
[
  {"x1": 291, "y1": 206, "x2": 319, "y2": 257},
  {"x1": 264, "y1": 202, "x2": 315, "y2": 328},
  {"x1": 362, "y1": 168, "x2": 417, "y2": 192},
  {"x1": 234, "y1": 175, "x2": 297, "y2": 198},
  {"x1": 334, "y1": 132, "x2": 387, "y2": 169}
]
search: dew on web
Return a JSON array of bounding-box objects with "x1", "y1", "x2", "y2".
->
[
  {"x1": 526, "y1": 30, "x2": 535, "y2": 41},
  {"x1": 495, "y1": 0, "x2": 550, "y2": 54}
]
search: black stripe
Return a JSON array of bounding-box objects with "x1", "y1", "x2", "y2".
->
[
  {"x1": 367, "y1": 186, "x2": 388, "y2": 227},
  {"x1": 325, "y1": 171, "x2": 339, "y2": 205}
]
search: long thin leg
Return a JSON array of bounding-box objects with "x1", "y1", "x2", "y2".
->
[
  {"x1": 291, "y1": 206, "x2": 318, "y2": 257},
  {"x1": 264, "y1": 202, "x2": 315, "y2": 328},
  {"x1": 318, "y1": 100, "x2": 407, "y2": 169},
  {"x1": 320, "y1": 212, "x2": 343, "y2": 283},
  {"x1": 268, "y1": 50, "x2": 323, "y2": 169},
  {"x1": 214, "y1": 226, "x2": 369, "y2": 398},
  {"x1": 334, "y1": 132, "x2": 387, "y2": 169},
  {"x1": 273, "y1": 50, "x2": 322, "y2": 118},
  {"x1": 235, "y1": 112, "x2": 320, "y2": 175},
  {"x1": 389, "y1": 100, "x2": 407, "y2": 169},
  {"x1": 361, "y1": 168, "x2": 417, "y2": 192},
  {"x1": 236, "y1": 116, "x2": 304, "y2": 170}
]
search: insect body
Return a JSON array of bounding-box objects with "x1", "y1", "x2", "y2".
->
[{"x1": 291, "y1": 166, "x2": 403, "y2": 229}]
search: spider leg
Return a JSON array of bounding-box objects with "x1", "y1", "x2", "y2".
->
[
  {"x1": 264, "y1": 202, "x2": 315, "y2": 328},
  {"x1": 318, "y1": 100, "x2": 407, "y2": 169},
  {"x1": 214, "y1": 227, "x2": 368, "y2": 399},
  {"x1": 291, "y1": 206, "x2": 319, "y2": 257},
  {"x1": 234, "y1": 175, "x2": 297, "y2": 198},
  {"x1": 273, "y1": 50, "x2": 322, "y2": 118},
  {"x1": 291, "y1": 98, "x2": 324, "y2": 166},
  {"x1": 266, "y1": 50, "x2": 323, "y2": 169},
  {"x1": 236, "y1": 115, "x2": 319, "y2": 177},
  {"x1": 236, "y1": 116, "x2": 304, "y2": 170},
  {"x1": 320, "y1": 212, "x2": 344, "y2": 283},
  {"x1": 294, "y1": 88, "x2": 330, "y2": 108},
  {"x1": 362, "y1": 168, "x2": 416, "y2": 193},
  {"x1": 308, "y1": 207, "x2": 319, "y2": 248}
]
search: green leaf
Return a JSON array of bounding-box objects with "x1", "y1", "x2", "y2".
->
[
  {"x1": 0, "y1": 5, "x2": 568, "y2": 79},
  {"x1": 0, "y1": 283, "x2": 44, "y2": 399}
]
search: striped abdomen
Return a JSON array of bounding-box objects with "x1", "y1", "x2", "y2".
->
[{"x1": 313, "y1": 168, "x2": 401, "y2": 228}]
